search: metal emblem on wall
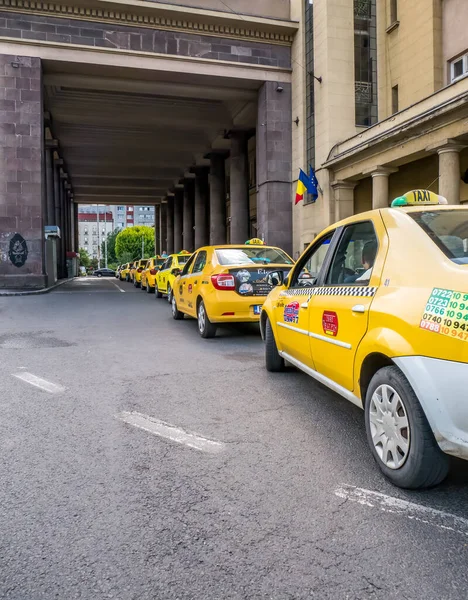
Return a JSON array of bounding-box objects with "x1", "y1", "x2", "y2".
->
[{"x1": 8, "y1": 233, "x2": 28, "y2": 268}]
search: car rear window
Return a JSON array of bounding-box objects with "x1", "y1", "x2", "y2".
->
[
  {"x1": 410, "y1": 210, "x2": 468, "y2": 265},
  {"x1": 140, "y1": 260, "x2": 148, "y2": 267},
  {"x1": 156, "y1": 258, "x2": 166, "y2": 266},
  {"x1": 215, "y1": 248, "x2": 293, "y2": 266}
]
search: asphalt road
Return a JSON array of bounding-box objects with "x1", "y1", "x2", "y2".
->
[{"x1": 1, "y1": 276, "x2": 468, "y2": 600}]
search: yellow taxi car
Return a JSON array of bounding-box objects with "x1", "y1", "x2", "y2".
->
[
  {"x1": 155, "y1": 251, "x2": 192, "y2": 301},
  {"x1": 171, "y1": 239, "x2": 294, "y2": 338},
  {"x1": 132, "y1": 259, "x2": 148, "y2": 288},
  {"x1": 141, "y1": 256, "x2": 166, "y2": 293},
  {"x1": 260, "y1": 189, "x2": 468, "y2": 489},
  {"x1": 119, "y1": 263, "x2": 131, "y2": 281},
  {"x1": 128, "y1": 260, "x2": 138, "y2": 283}
]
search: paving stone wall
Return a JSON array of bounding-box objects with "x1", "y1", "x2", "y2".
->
[
  {"x1": 0, "y1": 12, "x2": 291, "y2": 68},
  {"x1": 0, "y1": 54, "x2": 45, "y2": 288},
  {"x1": 256, "y1": 81, "x2": 292, "y2": 255}
]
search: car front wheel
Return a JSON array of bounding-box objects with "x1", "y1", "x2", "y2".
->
[
  {"x1": 265, "y1": 318, "x2": 285, "y2": 372},
  {"x1": 365, "y1": 365, "x2": 450, "y2": 490}
]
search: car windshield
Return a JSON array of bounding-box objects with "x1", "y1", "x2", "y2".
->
[
  {"x1": 215, "y1": 247, "x2": 293, "y2": 266},
  {"x1": 177, "y1": 255, "x2": 190, "y2": 264},
  {"x1": 410, "y1": 210, "x2": 468, "y2": 265}
]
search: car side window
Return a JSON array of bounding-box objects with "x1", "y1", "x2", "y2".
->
[
  {"x1": 164, "y1": 257, "x2": 172, "y2": 270},
  {"x1": 325, "y1": 221, "x2": 378, "y2": 286},
  {"x1": 181, "y1": 253, "x2": 197, "y2": 276},
  {"x1": 193, "y1": 251, "x2": 207, "y2": 273},
  {"x1": 289, "y1": 232, "x2": 335, "y2": 288}
]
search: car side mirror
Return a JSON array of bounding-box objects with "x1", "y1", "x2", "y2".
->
[
  {"x1": 267, "y1": 271, "x2": 284, "y2": 287},
  {"x1": 171, "y1": 268, "x2": 181, "y2": 276}
]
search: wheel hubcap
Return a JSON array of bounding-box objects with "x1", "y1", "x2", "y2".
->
[
  {"x1": 171, "y1": 296, "x2": 177, "y2": 316},
  {"x1": 198, "y1": 304, "x2": 205, "y2": 332},
  {"x1": 369, "y1": 384, "x2": 410, "y2": 470}
]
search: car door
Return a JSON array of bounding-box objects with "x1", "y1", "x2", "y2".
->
[
  {"x1": 186, "y1": 250, "x2": 208, "y2": 317},
  {"x1": 177, "y1": 252, "x2": 197, "y2": 313},
  {"x1": 158, "y1": 257, "x2": 172, "y2": 292},
  {"x1": 273, "y1": 232, "x2": 337, "y2": 368},
  {"x1": 307, "y1": 217, "x2": 385, "y2": 392}
]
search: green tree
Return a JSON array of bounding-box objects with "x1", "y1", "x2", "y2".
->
[
  {"x1": 115, "y1": 226, "x2": 155, "y2": 262},
  {"x1": 79, "y1": 247, "x2": 91, "y2": 268},
  {"x1": 101, "y1": 228, "x2": 120, "y2": 265}
]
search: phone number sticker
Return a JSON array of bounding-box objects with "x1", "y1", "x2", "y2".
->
[{"x1": 420, "y1": 287, "x2": 468, "y2": 341}]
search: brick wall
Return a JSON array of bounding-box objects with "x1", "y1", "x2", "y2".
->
[
  {"x1": 0, "y1": 54, "x2": 45, "y2": 287},
  {"x1": 0, "y1": 12, "x2": 291, "y2": 68}
]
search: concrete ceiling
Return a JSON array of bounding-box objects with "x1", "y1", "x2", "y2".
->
[{"x1": 44, "y1": 62, "x2": 259, "y2": 206}]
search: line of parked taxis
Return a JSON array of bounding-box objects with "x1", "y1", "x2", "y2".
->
[{"x1": 114, "y1": 190, "x2": 468, "y2": 490}]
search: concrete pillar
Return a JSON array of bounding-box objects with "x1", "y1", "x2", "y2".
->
[
  {"x1": 173, "y1": 189, "x2": 183, "y2": 252},
  {"x1": 183, "y1": 179, "x2": 194, "y2": 251},
  {"x1": 230, "y1": 131, "x2": 250, "y2": 244},
  {"x1": 166, "y1": 199, "x2": 174, "y2": 254},
  {"x1": 45, "y1": 145, "x2": 55, "y2": 226},
  {"x1": 73, "y1": 203, "x2": 79, "y2": 254},
  {"x1": 53, "y1": 160, "x2": 63, "y2": 278},
  {"x1": 438, "y1": 143, "x2": 465, "y2": 204},
  {"x1": 256, "y1": 81, "x2": 293, "y2": 254},
  {"x1": 209, "y1": 154, "x2": 226, "y2": 245},
  {"x1": 0, "y1": 55, "x2": 46, "y2": 289},
  {"x1": 370, "y1": 167, "x2": 398, "y2": 209},
  {"x1": 194, "y1": 168, "x2": 209, "y2": 249},
  {"x1": 331, "y1": 181, "x2": 357, "y2": 221},
  {"x1": 154, "y1": 205, "x2": 161, "y2": 255},
  {"x1": 159, "y1": 203, "x2": 167, "y2": 255},
  {"x1": 70, "y1": 197, "x2": 76, "y2": 253}
]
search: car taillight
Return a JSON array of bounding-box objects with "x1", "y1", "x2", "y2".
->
[
  {"x1": 137, "y1": 268, "x2": 142, "y2": 273},
  {"x1": 211, "y1": 274, "x2": 236, "y2": 290},
  {"x1": 150, "y1": 269, "x2": 157, "y2": 275}
]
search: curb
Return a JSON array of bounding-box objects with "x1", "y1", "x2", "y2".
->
[{"x1": 0, "y1": 278, "x2": 75, "y2": 297}]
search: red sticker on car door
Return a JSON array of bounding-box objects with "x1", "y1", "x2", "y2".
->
[{"x1": 322, "y1": 311, "x2": 338, "y2": 336}]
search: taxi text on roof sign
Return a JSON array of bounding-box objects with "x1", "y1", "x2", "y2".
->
[
  {"x1": 391, "y1": 189, "x2": 448, "y2": 207},
  {"x1": 245, "y1": 238, "x2": 265, "y2": 246}
]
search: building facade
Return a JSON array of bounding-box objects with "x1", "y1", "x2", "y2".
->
[{"x1": 77, "y1": 211, "x2": 114, "y2": 260}]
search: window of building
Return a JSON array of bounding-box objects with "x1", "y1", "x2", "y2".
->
[
  {"x1": 392, "y1": 85, "x2": 399, "y2": 114},
  {"x1": 390, "y1": 0, "x2": 398, "y2": 24},
  {"x1": 354, "y1": 0, "x2": 378, "y2": 127},
  {"x1": 118, "y1": 206, "x2": 124, "y2": 212},
  {"x1": 450, "y1": 54, "x2": 468, "y2": 83},
  {"x1": 84, "y1": 238, "x2": 88, "y2": 244}
]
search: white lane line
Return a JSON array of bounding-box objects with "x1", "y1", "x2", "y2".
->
[
  {"x1": 335, "y1": 484, "x2": 468, "y2": 537},
  {"x1": 116, "y1": 411, "x2": 225, "y2": 453},
  {"x1": 13, "y1": 372, "x2": 65, "y2": 395},
  {"x1": 111, "y1": 281, "x2": 125, "y2": 293}
]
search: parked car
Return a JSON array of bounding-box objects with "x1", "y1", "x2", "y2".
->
[
  {"x1": 261, "y1": 188, "x2": 468, "y2": 489},
  {"x1": 93, "y1": 268, "x2": 115, "y2": 277}
]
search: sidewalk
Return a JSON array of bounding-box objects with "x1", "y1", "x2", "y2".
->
[{"x1": 0, "y1": 278, "x2": 73, "y2": 297}]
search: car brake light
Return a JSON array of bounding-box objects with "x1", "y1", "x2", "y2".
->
[
  {"x1": 137, "y1": 268, "x2": 143, "y2": 273},
  {"x1": 211, "y1": 274, "x2": 236, "y2": 290},
  {"x1": 150, "y1": 269, "x2": 157, "y2": 275}
]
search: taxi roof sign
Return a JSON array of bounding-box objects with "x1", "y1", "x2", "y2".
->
[
  {"x1": 245, "y1": 237, "x2": 265, "y2": 245},
  {"x1": 178, "y1": 250, "x2": 190, "y2": 254},
  {"x1": 391, "y1": 189, "x2": 448, "y2": 207}
]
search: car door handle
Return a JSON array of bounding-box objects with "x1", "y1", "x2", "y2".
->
[
  {"x1": 194, "y1": 280, "x2": 198, "y2": 284},
  {"x1": 352, "y1": 304, "x2": 366, "y2": 313}
]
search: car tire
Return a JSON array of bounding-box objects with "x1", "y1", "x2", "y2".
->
[
  {"x1": 97, "y1": 273, "x2": 102, "y2": 277},
  {"x1": 364, "y1": 365, "x2": 450, "y2": 490},
  {"x1": 146, "y1": 283, "x2": 153, "y2": 294},
  {"x1": 197, "y1": 300, "x2": 217, "y2": 339},
  {"x1": 167, "y1": 284, "x2": 172, "y2": 304},
  {"x1": 156, "y1": 288, "x2": 162, "y2": 299},
  {"x1": 265, "y1": 318, "x2": 285, "y2": 372},
  {"x1": 134, "y1": 279, "x2": 140, "y2": 288},
  {"x1": 171, "y1": 295, "x2": 184, "y2": 320}
]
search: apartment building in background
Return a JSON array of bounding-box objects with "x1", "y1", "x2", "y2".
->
[{"x1": 78, "y1": 211, "x2": 114, "y2": 259}]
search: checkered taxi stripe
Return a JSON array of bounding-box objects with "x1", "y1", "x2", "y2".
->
[{"x1": 279, "y1": 286, "x2": 377, "y2": 298}]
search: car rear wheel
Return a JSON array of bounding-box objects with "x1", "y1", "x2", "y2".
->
[
  {"x1": 197, "y1": 300, "x2": 217, "y2": 339},
  {"x1": 265, "y1": 318, "x2": 285, "y2": 372},
  {"x1": 146, "y1": 283, "x2": 153, "y2": 293},
  {"x1": 97, "y1": 273, "x2": 102, "y2": 277},
  {"x1": 365, "y1": 365, "x2": 450, "y2": 489},
  {"x1": 171, "y1": 295, "x2": 184, "y2": 320}
]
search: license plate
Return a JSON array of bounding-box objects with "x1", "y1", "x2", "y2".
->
[{"x1": 253, "y1": 305, "x2": 262, "y2": 315}]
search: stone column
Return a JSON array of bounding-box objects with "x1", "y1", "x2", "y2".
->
[
  {"x1": 166, "y1": 199, "x2": 174, "y2": 254},
  {"x1": 194, "y1": 168, "x2": 209, "y2": 249},
  {"x1": 45, "y1": 143, "x2": 56, "y2": 226},
  {"x1": 183, "y1": 178, "x2": 194, "y2": 251},
  {"x1": 438, "y1": 143, "x2": 465, "y2": 204},
  {"x1": 230, "y1": 131, "x2": 250, "y2": 244},
  {"x1": 210, "y1": 154, "x2": 226, "y2": 245},
  {"x1": 73, "y1": 202, "x2": 79, "y2": 254},
  {"x1": 256, "y1": 82, "x2": 293, "y2": 254},
  {"x1": 53, "y1": 160, "x2": 63, "y2": 278},
  {"x1": 160, "y1": 203, "x2": 167, "y2": 255},
  {"x1": 370, "y1": 167, "x2": 398, "y2": 209},
  {"x1": 0, "y1": 55, "x2": 46, "y2": 289},
  {"x1": 173, "y1": 189, "x2": 183, "y2": 252},
  {"x1": 154, "y1": 205, "x2": 161, "y2": 255},
  {"x1": 331, "y1": 181, "x2": 357, "y2": 221}
]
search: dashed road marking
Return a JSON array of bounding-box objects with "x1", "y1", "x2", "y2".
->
[
  {"x1": 13, "y1": 372, "x2": 65, "y2": 395},
  {"x1": 335, "y1": 484, "x2": 468, "y2": 537},
  {"x1": 116, "y1": 411, "x2": 225, "y2": 453}
]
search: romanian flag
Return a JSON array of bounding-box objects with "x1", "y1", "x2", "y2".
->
[{"x1": 295, "y1": 169, "x2": 310, "y2": 204}]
